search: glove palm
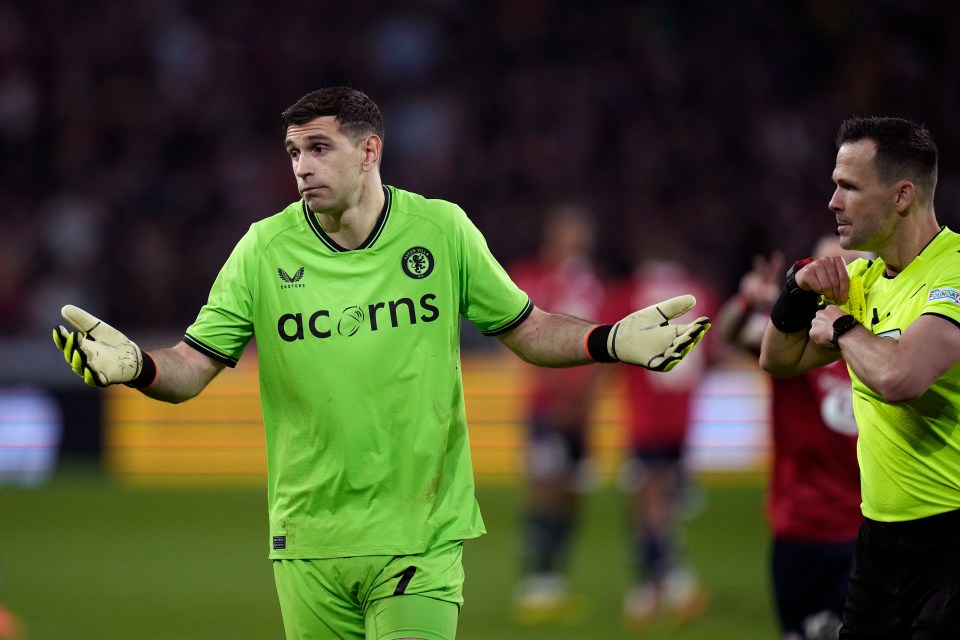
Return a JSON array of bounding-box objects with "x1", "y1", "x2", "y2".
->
[
  {"x1": 608, "y1": 295, "x2": 710, "y2": 372},
  {"x1": 52, "y1": 305, "x2": 143, "y2": 387}
]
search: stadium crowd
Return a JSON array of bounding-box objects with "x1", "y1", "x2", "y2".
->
[{"x1": 1, "y1": 0, "x2": 959, "y2": 338}]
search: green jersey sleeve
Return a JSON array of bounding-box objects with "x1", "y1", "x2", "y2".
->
[
  {"x1": 184, "y1": 227, "x2": 258, "y2": 366},
  {"x1": 452, "y1": 208, "x2": 531, "y2": 335}
]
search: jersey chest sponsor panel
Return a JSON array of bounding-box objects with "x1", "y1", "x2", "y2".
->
[
  {"x1": 848, "y1": 228, "x2": 960, "y2": 521},
  {"x1": 260, "y1": 220, "x2": 454, "y2": 371},
  {"x1": 188, "y1": 187, "x2": 529, "y2": 558}
]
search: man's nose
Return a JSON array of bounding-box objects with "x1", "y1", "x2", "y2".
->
[
  {"x1": 828, "y1": 190, "x2": 842, "y2": 211},
  {"x1": 295, "y1": 156, "x2": 314, "y2": 177}
]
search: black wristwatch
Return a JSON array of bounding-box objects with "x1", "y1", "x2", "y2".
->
[{"x1": 831, "y1": 314, "x2": 859, "y2": 349}]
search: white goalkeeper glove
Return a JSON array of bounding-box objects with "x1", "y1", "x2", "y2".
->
[
  {"x1": 585, "y1": 294, "x2": 711, "y2": 372},
  {"x1": 52, "y1": 305, "x2": 156, "y2": 388}
]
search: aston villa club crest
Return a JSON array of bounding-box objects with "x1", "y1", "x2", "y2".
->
[{"x1": 401, "y1": 247, "x2": 434, "y2": 279}]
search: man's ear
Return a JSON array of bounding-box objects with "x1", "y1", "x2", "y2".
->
[
  {"x1": 361, "y1": 134, "x2": 382, "y2": 170},
  {"x1": 894, "y1": 180, "x2": 915, "y2": 213}
]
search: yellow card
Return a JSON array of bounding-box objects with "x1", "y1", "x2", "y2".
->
[{"x1": 837, "y1": 275, "x2": 866, "y2": 323}]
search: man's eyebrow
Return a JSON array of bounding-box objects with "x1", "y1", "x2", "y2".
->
[{"x1": 285, "y1": 133, "x2": 333, "y2": 148}]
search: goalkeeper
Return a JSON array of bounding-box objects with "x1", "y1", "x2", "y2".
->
[{"x1": 52, "y1": 86, "x2": 709, "y2": 640}]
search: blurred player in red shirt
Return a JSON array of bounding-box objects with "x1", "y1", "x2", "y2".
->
[
  {"x1": 509, "y1": 205, "x2": 609, "y2": 623},
  {"x1": 614, "y1": 255, "x2": 718, "y2": 626},
  {"x1": 717, "y1": 235, "x2": 864, "y2": 640}
]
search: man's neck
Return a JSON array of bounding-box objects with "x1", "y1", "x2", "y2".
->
[
  {"x1": 881, "y1": 213, "x2": 940, "y2": 276},
  {"x1": 315, "y1": 182, "x2": 385, "y2": 249}
]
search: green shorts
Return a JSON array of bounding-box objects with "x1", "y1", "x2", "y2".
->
[{"x1": 273, "y1": 539, "x2": 463, "y2": 640}]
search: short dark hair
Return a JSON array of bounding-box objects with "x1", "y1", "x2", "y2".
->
[
  {"x1": 281, "y1": 87, "x2": 384, "y2": 143},
  {"x1": 835, "y1": 116, "x2": 938, "y2": 199}
]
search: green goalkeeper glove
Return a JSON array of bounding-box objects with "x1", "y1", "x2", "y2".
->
[
  {"x1": 52, "y1": 305, "x2": 156, "y2": 388},
  {"x1": 586, "y1": 294, "x2": 711, "y2": 372}
]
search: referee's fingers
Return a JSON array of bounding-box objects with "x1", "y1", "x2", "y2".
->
[
  {"x1": 811, "y1": 256, "x2": 848, "y2": 303},
  {"x1": 830, "y1": 256, "x2": 850, "y2": 303}
]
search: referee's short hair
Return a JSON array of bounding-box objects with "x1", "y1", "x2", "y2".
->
[{"x1": 836, "y1": 116, "x2": 938, "y2": 202}]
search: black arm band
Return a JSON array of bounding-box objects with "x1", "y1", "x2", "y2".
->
[
  {"x1": 126, "y1": 352, "x2": 157, "y2": 389},
  {"x1": 586, "y1": 325, "x2": 618, "y2": 363},
  {"x1": 770, "y1": 258, "x2": 820, "y2": 333}
]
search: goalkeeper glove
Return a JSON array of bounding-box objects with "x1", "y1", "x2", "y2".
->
[
  {"x1": 585, "y1": 294, "x2": 710, "y2": 372},
  {"x1": 52, "y1": 305, "x2": 156, "y2": 388}
]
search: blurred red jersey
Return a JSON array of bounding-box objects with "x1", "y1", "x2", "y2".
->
[
  {"x1": 510, "y1": 257, "x2": 608, "y2": 425},
  {"x1": 614, "y1": 261, "x2": 718, "y2": 450},
  {"x1": 768, "y1": 360, "x2": 862, "y2": 542}
]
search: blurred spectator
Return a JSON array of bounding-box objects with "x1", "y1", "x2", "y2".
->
[
  {"x1": 3, "y1": 1, "x2": 959, "y2": 342},
  {"x1": 614, "y1": 250, "x2": 719, "y2": 626},
  {"x1": 716, "y1": 235, "x2": 867, "y2": 640},
  {"x1": 508, "y1": 204, "x2": 609, "y2": 625}
]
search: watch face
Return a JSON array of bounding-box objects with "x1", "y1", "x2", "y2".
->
[
  {"x1": 832, "y1": 315, "x2": 858, "y2": 347},
  {"x1": 833, "y1": 315, "x2": 857, "y2": 332}
]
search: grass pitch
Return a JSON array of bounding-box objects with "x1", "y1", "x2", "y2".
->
[{"x1": 0, "y1": 466, "x2": 776, "y2": 639}]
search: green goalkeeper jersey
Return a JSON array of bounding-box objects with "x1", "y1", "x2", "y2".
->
[
  {"x1": 185, "y1": 186, "x2": 531, "y2": 558},
  {"x1": 846, "y1": 227, "x2": 960, "y2": 522}
]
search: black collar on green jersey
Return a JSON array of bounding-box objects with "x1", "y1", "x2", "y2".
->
[
  {"x1": 918, "y1": 225, "x2": 947, "y2": 257},
  {"x1": 302, "y1": 186, "x2": 392, "y2": 252}
]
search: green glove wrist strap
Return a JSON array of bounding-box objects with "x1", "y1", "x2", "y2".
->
[{"x1": 586, "y1": 325, "x2": 617, "y2": 363}]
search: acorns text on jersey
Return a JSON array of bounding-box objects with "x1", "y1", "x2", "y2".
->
[{"x1": 276, "y1": 293, "x2": 440, "y2": 342}]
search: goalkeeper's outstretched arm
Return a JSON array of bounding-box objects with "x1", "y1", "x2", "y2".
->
[
  {"x1": 497, "y1": 295, "x2": 710, "y2": 372},
  {"x1": 53, "y1": 305, "x2": 225, "y2": 403},
  {"x1": 496, "y1": 307, "x2": 595, "y2": 367},
  {"x1": 139, "y1": 342, "x2": 225, "y2": 403}
]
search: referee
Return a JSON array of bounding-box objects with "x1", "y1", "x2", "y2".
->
[{"x1": 761, "y1": 116, "x2": 960, "y2": 638}]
